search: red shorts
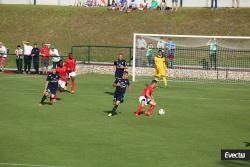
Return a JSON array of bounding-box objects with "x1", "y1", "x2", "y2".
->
[
  {"x1": 167, "y1": 54, "x2": 174, "y2": 60},
  {"x1": 0, "y1": 57, "x2": 6, "y2": 64}
]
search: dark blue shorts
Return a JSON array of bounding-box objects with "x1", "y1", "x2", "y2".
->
[
  {"x1": 114, "y1": 93, "x2": 124, "y2": 103},
  {"x1": 47, "y1": 87, "x2": 57, "y2": 95}
]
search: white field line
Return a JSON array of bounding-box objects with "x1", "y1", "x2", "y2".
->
[{"x1": 0, "y1": 162, "x2": 65, "y2": 167}]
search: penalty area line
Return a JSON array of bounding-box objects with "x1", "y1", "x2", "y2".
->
[{"x1": 0, "y1": 162, "x2": 66, "y2": 167}]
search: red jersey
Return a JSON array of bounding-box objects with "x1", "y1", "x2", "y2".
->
[
  {"x1": 40, "y1": 47, "x2": 49, "y2": 59},
  {"x1": 141, "y1": 85, "x2": 153, "y2": 97},
  {"x1": 56, "y1": 66, "x2": 67, "y2": 81},
  {"x1": 64, "y1": 58, "x2": 76, "y2": 72}
]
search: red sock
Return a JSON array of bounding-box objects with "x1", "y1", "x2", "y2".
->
[
  {"x1": 71, "y1": 80, "x2": 75, "y2": 91},
  {"x1": 146, "y1": 105, "x2": 155, "y2": 113},
  {"x1": 135, "y1": 105, "x2": 143, "y2": 114}
]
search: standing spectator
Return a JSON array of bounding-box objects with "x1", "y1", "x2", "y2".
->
[
  {"x1": 136, "y1": 36, "x2": 147, "y2": 66},
  {"x1": 160, "y1": 0, "x2": 167, "y2": 10},
  {"x1": 23, "y1": 41, "x2": 33, "y2": 74},
  {"x1": 232, "y1": 0, "x2": 239, "y2": 8},
  {"x1": 207, "y1": 38, "x2": 217, "y2": 70},
  {"x1": 166, "y1": 37, "x2": 176, "y2": 69},
  {"x1": 211, "y1": 0, "x2": 217, "y2": 9},
  {"x1": 114, "y1": 53, "x2": 128, "y2": 79},
  {"x1": 40, "y1": 43, "x2": 50, "y2": 75},
  {"x1": 15, "y1": 45, "x2": 23, "y2": 74},
  {"x1": 127, "y1": 0, "x2": 138, "y2": 12},
  {"x1": 108, "y1": 0, "x2": 117, "y2": 10},
  {"x1": 50, "y1": 44, "x2": 60, "y2": 69},
  {"x1": 146, "y1": 42, "x2": 154, "y2": 67},
  {"x1": 157, "y1": 38, "x2": 166, "y2": 58},
  {"x1": 0, "y1": 42, "x2": 7, "y2": 72},
  {"x1": 31, "y1": 43, "x2": 40, "y2": 74},
  {"x1": 172, "y1": 0, "x2": 178, "y2": 11}
]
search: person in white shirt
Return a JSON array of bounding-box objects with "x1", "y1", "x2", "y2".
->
[
  {"x1": 0, "y1": 42, "x2": 7, "y2": 72},
  {"x1": 23, "y1": 41, "x2": 33, "y2": 74},
  {"x1": 15, "y1": 45, "x2": 24, "y2": 74},
  {"x1": 50, "y1": 44, "x2": 61, "y2": 69},
  {"x1": 136, "y1": 36, "x2": 147, "y2": 66}
]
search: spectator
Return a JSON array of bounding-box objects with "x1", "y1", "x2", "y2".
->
[
  {"x1": 127, "y1": 0, "x2": 138, "y2": 12},
  {"x1": 232, "y1": 0, "x2": 239, "y2": 8},
  {"x1": 146, "y1": 42, "x2": 154, "y2": 67},
  {"x1": 50, "y1": 44, "x2": 60, "y2": 69},
  {"x1": 171, "y1": 0, "x2": 178, "y2": 11},
  {"x1": 160, "y1": 0, "x2": 167, "y2": 10},
  {"x1": 31, "y1": 43, "x2": 40, "y2": 74},
  {"x1": 157, "y1": 38, "x2": 166, "y2": 58},
  {"x1": 0, "y1": 42, "x2": 7, "y2": 72},
  {"x1": 138, "y1": 0, "x2": 149, "y2": 10},
  {"x1": 108, "y1": 0, "x2": 117, "y2": 10},
  {"x1": 136, "y1": 36, "x2": 147, "y2": 66},
  {"x1": 207, "y1": 38, "x2": 217, "y2": 70},
  {"x1": 211, "y1": 0, "x2": 217, "y2": 9},
  {"x1": 15, "y1": 45, "x2": 23, "y2": 74},
  {"x1": 166, "y1": 37, "x2": 176, "y2": 69},
  {"x1": 150, "y1": 0, "x2": 159, "y2": 10},
  {"x1": 118, "y1": 0, "x2": 127, "y2": 11},
  {"x1": 23, "y1": 41, "x2": 33, "y2": 74},
  {"x1": 40, "y1": 43, "x2": 50, "y2": 75}
]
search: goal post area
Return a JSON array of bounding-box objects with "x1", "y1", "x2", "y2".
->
[{"x1": 132, "y1": 33, "x2": 250, "y2": 83}]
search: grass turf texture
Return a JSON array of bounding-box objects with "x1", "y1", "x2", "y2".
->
[{"x1": 0, "y1": 73, "x2": 250, "y2": 167}]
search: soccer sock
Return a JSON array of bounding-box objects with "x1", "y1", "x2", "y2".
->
[
  {"x1": 112, "y1": 105, "x2": 119, "y2": 115},
  {"x1": 146, "y1": 105, "x2": 155, "y2": 114},
  {"x1": 71, "y1": 80, "x2": 75, "y2": 91},
  {"x1": 163, "y1": 77, "x2": 167, "y2": 87},
  {"x1": 40, "y1": 95, "x2": 47, "y2": 103},
  {"x1": 135, "y1": 105, "x2": 143, "y2": 114}
]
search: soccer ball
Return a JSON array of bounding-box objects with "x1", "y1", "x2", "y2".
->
[{"x1": 158, "y1": 109, "x2": 165, "y2": 116}]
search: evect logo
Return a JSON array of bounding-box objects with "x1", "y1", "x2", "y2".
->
[
  {"x1": 221, "y1": 150, "x2": 250, "y2": 160},
  {"x1": 225, "y1": 152, "x2": 245, "y2": 159}
]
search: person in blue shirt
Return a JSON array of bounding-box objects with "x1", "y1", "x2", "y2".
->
[
  {"x1": 114, "y1": 53, "x2": 128, "y2": 79},
  {"x1": 108, "y1": 71, "x2": 131, "y2": 117},
  {"x1": 31, "y1": 43, "x2": 40, "y2": 74},
  {"x1": 166, "y1": 38, "x2": 176, "y2": 69},
  {"x1": 40, "y1": 68, "x2": 60, "y2": 105}
]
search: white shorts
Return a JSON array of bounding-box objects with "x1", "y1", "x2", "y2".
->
[
  {"x1": 69, "y1": 71, "x2": 76, "y2": 78},
  {"x1": 58, "y1": 80, "x2": 66, "y2": 89},
  {"x1": 139, "y1": 96, "x2": 151, "y2": 105}
]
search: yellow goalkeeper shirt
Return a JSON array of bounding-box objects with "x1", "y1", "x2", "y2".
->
[{"x1": 155, "y1": 55, "x2": 166, "y2": 69}]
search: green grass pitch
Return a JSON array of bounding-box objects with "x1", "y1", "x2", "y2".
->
[{"x1": 0, "y1": 73, "x2": 249, "y2": 167}]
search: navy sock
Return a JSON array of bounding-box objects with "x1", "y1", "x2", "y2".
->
[
  {"x1": 40, "y1": 95, "x2": 47, "y2": 103},
  {"x1": 112, "y1": 105, "x2": 119, "y2": 115}
]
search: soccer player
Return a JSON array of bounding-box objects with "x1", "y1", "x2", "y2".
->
[
  {"x1": 134, "y1": 80, "x2": 157, "y2": 117},
  {"x1": 64, "y1": 53, "x2": 76, "y2": 94},
  {"x1": 40, "y1": 68, "x2": 60, "y2": 105},
  {"x1": 114, "y1": 53, "x2": 128, "y2": 79},
  {"x1": 108, "y1": 71, "x2": 131, "y2": 117},
  {"x1": 56, "y1": 60, "x2": 68, "y2": 91},
  {"x1": 155, "y1": 50, "x2": 167, "y2": 87}
]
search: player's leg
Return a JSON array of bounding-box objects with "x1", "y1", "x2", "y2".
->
[
  {"x1": 144, "y1": 99, "x2": 156, "y2": 116},
  {"x1": 40, "y1": 91, "x2": 49, "y2": 104},
  {"x1": 134, "y1": 96, "x2": 146, "y2": 116},
  {"x1": 69, "y1": 72, "x2": 76, "y2": 93}
]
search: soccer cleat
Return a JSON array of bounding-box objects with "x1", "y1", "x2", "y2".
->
[
  {"x1": 134, "y1": 112, "x2": 139, "y2": 117},
  {"x1": 70, "y1": 90, "x2": 74, "y2": 94},
  {"x1": 108, "y1": 113, "x2": 112, "y2": 117}
]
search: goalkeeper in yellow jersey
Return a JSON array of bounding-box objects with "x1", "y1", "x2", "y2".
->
[{"x1": 154, "y1": 50, "x2": 167, "y2": 87}]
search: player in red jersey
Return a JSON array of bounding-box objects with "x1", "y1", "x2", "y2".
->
[
  {"x1": 64, "y1": 53, "x2": 76, "y2": 94},
  {"x1": 56, "y1": 60, "x2": 68, "y2": 91},
  {"x1": 134, "y1": 80, "x2": 157, "y2": 117}
]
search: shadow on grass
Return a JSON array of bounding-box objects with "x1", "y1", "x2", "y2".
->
[
  {"x1": 218, "y1": 160, "x2": 250, "y2": 167},
  {"x1": 243, "y1": 142, "x2": 250, "y2": 147},
  {"x1": 40, "y1": 102, "x2": 53, "y2": 105},
  {"x1": 104, "y1": 91, "x2": 114, "y2": 96}
]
